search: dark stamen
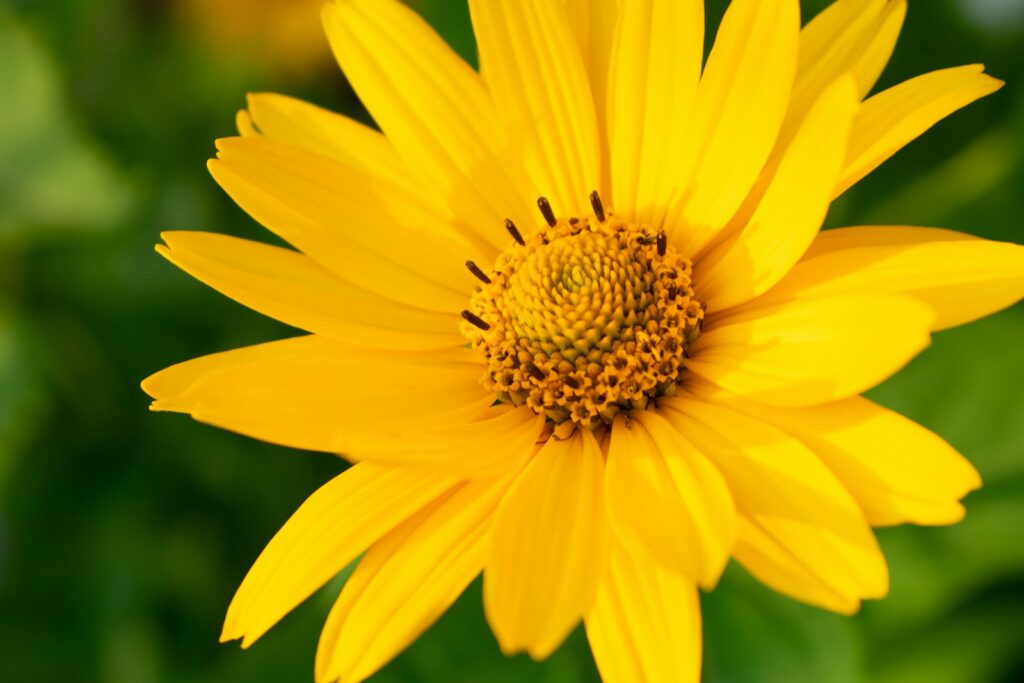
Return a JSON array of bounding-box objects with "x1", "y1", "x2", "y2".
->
[
  {"x1": 465, "y1": 260, "x2": 492, "y2": 284},
  {"x1": 564, "y1": 376, "x2": 581, "y2": 389},
  {"x1": 461, "y1": 310, "x2": 491, "y2": 331},
  {"x1": 589, "y1": 191, "x2": 606, "y2": 222},
  {"x1": 537, "y1": 197, "x2": 557, "y2": 227},
  {"x1": 525, "y1": 362, "x2": 547, "y2": 381},
  {"x1": 505, "y1": 218, "x2": 525, "y2": 246},
  {"x1": 657, "y1": 231, "x2": 667, "y2": 256}
]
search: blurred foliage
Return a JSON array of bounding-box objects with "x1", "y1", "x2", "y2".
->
[{"x1": 0, "y1": 0, "x2": 1021, "y2": 681}]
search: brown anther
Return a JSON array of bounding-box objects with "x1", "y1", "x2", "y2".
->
[
  {"x1": 465, "y1": 260, "x2": 492, "y2": 284},
  {"x1": 505, "y1": 219, "x2": 526, "y2": 246},
  {"x1": 525, "y1": 362, "x2": 547, "y2": 381},
  {"x1": 657, "y1": 231, "x2": 667, "y2": 256},
  {"x1": 537, "y1": 197, "x2": 557, "y2": 227},
  {"x1": 461, "y1": 310, "x2": 490, "y2": 331},
  {"x1": 590, "y1": 191, "x2": 606, "y2": 222},
  {"x1": 563, "y1": 376, "x2": 581, "y2": 390}
]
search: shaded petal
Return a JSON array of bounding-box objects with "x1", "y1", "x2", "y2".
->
[
  {"x1": 323, "y1": 0, "x2": 534, "y2": 251},
  {"x1": 763, "y1": 226, "x2": 1024, "y2": 330},
  {"x1": 315, "y1": 477, "x2": 508, "y2": 683},
  {"x1": 142, "y1": 336, "x2": 491, "y2": 453},
  {"x1": 470, "y1": 0, "x2": 601, "y2": 215},
  {"x1": 585, "y1": 541, "x2": 701, "y2": 683},
  {"x1": 484, "y1": 430, "x2": 607, "y2": 659},
  {"x1": 836, "y1": 65, "x2": 1004, "y2": 197},
  {"x1": 157, "y1": 232, "x2": 463, "y2": 350},
  {"x1": 221, "y1": 463, "x2": 456, "y2": 647},
  {"x1": 662, "y1": 397, "x2": 889, "y2": 614},
  {"x1": 688, "y1": 293, "x2": 934, "y2": 406},
  {"x1": 605, "y1": 414, "x2": 734, "y2": 586},
  {"x1": 209, "y1": 137, "x2": 480, "y2": 311},
  {"x1": 689, "y1": 380, "x2": 981, "y2": 526},
  {"x1": 606, "y1": 0, "x2": 702, "y2": 225},
  {"x1": 696, "y1": 77, "x2": 858, "y2": 311},
  {"x1": 663, "y1": 0, "x2": 799, "y2": 256}
]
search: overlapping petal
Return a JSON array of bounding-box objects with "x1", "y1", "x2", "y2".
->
[
  {"x1": 142, "y1": 336, "x2": 491, "y2": 453},
  {"x1": 323, "y1": 0, "x2": 534, "y2": 251},
  {"x1": 585, "y1": 541, "x2": 701, "y2": 683},
  {"x1": 469, "y1": 0, "x2": 601, "y2": 216},
  {"x1": 662, "y1": 397, "x2": 889, "y2": 614},
  {"x1": 686, "y1": 293, "x2": 934, "y2": 406},
  {"x1": 763, "y1": 226, "x2": 1024, "y2": 330},
  {"x1": 220, "y1": 463, "x2": 456, "y2": 647},
  {"x1": 315, "y1": 477, "x2": 508, "y2": 683},
  {"x1": 484, "y1": 430, "x2": 607, "y2": 659}
]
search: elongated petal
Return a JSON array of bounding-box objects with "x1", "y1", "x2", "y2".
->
[
  {"x1": 689, "y1": 381, "x2": 981, "y2": 526},
  {"x1": 663, "y1": 398, "x2": 888, "y2": 614},
  {"x1": 606, "y1": 414, "x2": 734, "y2": 586},
  {"x1": 484, "y1": 430, "x2": 607, "y2": 659},
  {"x1": 563, "y1": 0, "x2": 619, "y2": 193},
  {"x1": 791, "y1": 0, "x2": 905, "y2": 130},
  {"x1": 157, "y1": 232, "x2": 463, "y2": 350},
  {"x1": 210, "y1": 137, "x2": 477, "y2": 312},
  {"x1": 323, "y1": 0, "x2": 534, "y2": 250},
  {"x1": 763, "y1": 227, "x2": 1024, "y2": 330},
  {"x1": 315, "y1": 477, "x2": 507, "y2": 683},
  {"x1": 687, "y1": 293, "x2": 933, "y2": 406},
  {"x1": 697, "y1": 78, "x2": 858, "y2": 311},
  {"x1": 142, "y1": 336, "x2": 491, "y2": 453},
  {"x1": 221, "y1": 463, "x2": 455, "y2": 647},
  {"x1": 606, "y1": 0, "x2": 702, "y2": 225},
  {"x1": 470, "y1": 0, "x2": 600, "y2": 215},
  {"x1": 585, "y1": 541, "x2": 701, "y2": 683},
  {"x1": 243, "y1": 93, "x2": 413, "y2": 191},
  {"x1": 837, "y1": 65, "x2": 1004, "y2": 197},
  {"x1": 337, "y1": 405, "x2": 546, "y2": 478},
  {"x1": 663, "y1": 0, "x2": 799, "y2": 256}
]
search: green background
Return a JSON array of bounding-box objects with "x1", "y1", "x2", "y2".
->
[{"x1": 1, "y1": 0, "x2": 1022, "y2": 681}]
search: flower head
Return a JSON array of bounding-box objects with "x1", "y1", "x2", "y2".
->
[{"x1": 144, "y1": 0, "x2": 1024, "y2": 681}]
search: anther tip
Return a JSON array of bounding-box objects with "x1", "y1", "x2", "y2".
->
[
  {"x1": 461, "y1": 309, "x2": 491, "y2": 331},
  {"x1": 537, "y1": 197, "x2": 557, "y2": 227},
  {"x1": 589, "y1": 191, "x2": 606, "y2": 222},
  {"x1": 504, "y1": 218, "x2": 526, "y2": 246}
]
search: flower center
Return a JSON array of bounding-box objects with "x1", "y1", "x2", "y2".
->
[{"x1": 461, "y1": 194, "x2": 705, "y2": 430}]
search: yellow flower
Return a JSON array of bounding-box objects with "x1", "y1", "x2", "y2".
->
[{"x1": 144, "y1": 0, "x2": 1024, "y2": 681}]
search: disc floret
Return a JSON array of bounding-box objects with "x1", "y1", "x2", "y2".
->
[{"x1": 461, "y1": 196, "x2": 705, "y2": 430}]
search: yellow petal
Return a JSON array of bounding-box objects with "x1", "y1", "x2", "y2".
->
[
  {"x1": 484, "y1": 430, "x2": 607, "y2": 659},
  {"x1": 323, "y1": 0, "x2": 534, "y2": 251},
  {"x1": 469, "y1": 0, "x2": 600, "y2": 215},
  {"x1": 696, "y1": 77, "x2": 858, "y2": 311},
  {"x1": 663, "y1": 0, "x2": 799, "y2": 257},
  {"x1": 142, "y1": 336, "x2": 491, "y2": 453},
  {"x1": 316, "y1": 477, "x2": 508, "y2": 683},
  {"x1": 337, "y1": 405, "x2": 547, "y2": 478},
  {"x1": 585, "y1": 541, "x2": 701, "y2": 683},
  {"x1": 235, "y1": 109, "x2": 259, "y2": 137},
  {"x1": 243, "y1": 93, "x2": 411, "y2": 190},
  {"x1": 791, "y1": 0, "x2": 905, "y2": 129},
  {"x1": 221, "y1": 463, "x2": 456, "y2": 647},
  {"x1": 689, "y1": 381, "x2": 981, "y2": 526},
  {"x1": 687, "y1": 293, "x2": 934, "y2": 407},
  {"x1": 663, "y1": 397, "x2": 889, "y2": 614},
  {"x1": 763, "y1": 226, "x2": 1024, "y2": 330},
  {"x1": 563, "y1": 0, "x2": 619, "y2": 195},
  {"x1": 210, "y1": 136, "x2": 476, "y2": 312},
  {"x1": 605, "y1": 414, "x2": 734, "y2": 587},
  {"x1": 837, "y1": 65, "x2": 1004, "y2": 197},
  {"x1": 606, "y1": 0, "x2": 702, "y2": 225},
  {"x1": 157, "y1": 231, "x2": 463, "y2": 351}
]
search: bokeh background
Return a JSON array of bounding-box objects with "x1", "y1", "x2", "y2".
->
[{"x1": 1, "y1": 0, "x2": 1023, "y2": 681}]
